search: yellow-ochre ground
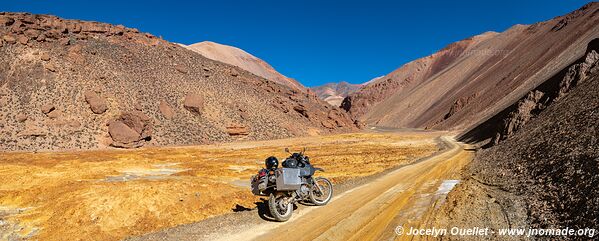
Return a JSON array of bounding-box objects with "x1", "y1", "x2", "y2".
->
[{"x1": 0, "y1": 131, "x2": 441, "y2": 240}]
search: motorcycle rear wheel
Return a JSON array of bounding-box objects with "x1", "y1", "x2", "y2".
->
[
  {"x1": 310, "y1": 177, "x2": 333, "y2": 206},
  {"x1": 268, "y1": 193, "x2": 293, "y2": 221}
]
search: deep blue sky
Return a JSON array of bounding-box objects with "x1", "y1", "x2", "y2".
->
[{"x1": 1, "y1": 0, "x2": 593, "y2": 87}]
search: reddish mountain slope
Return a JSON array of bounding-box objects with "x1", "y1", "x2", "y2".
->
[
  {"x1": 341, "y1": 31, "x2": 498, "y2": 119},
  {"x1": 342, "y1": 2, "x2": 599, "y2": 131}
]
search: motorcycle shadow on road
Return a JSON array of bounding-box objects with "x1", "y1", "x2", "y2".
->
[{"x1": 231, "y1": 199, "x2": 299, "y2": 222}]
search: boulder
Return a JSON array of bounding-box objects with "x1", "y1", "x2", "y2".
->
[
  {"x1": 2, "y1": 35, "x2": 16, "y2": 44},
  {"x1": 18, "y1": 124, "x2": 46, "y2": 137},
  {"x1": 226, "y1": 124, "x2": 249, "y2": 136},
  {"x1": 44, "y1": 29, "x2": 62, "y2": 39},
  {"x1": 47, "y1": 109, "x2": 62, "y2": 119},
  {"x1": 40, "y1": 52, "x2": 50, "y2": 61},
  {"x1": 58, "y1": 38, "x2": 70, "y2": 46},
  {"x1": 36, "y1": 34, "x2": 46, "y2": 42},
  {"x1": 238, "y1": 109, "x2": 249, "y2": 120},
  {"x1": 40, "y1": 17, "x2": 65, "y2": 30},
  {"x1": 175, "y1": 65, "x2": 188, "y2": 74},
  {"x1": 68, "y1": 120, "x2": 81, "y2": 128},
  {"x1": 20, "y1": 15, "x2": 37, "y2": 24},
  {"x1": 16, "y1": 35, "x2": 28, "y2": 45},
  {"x1": 10, "y1": 21, "x2": 24, "y2": 34},
  {"x1": 41, "y1": 104, "x2": 55, "y2": 114},
  {"x1": 45, "y1": 63, "x2": 56, "y2": 72},
  {"x1": 108, "y1": 120, "x2": 141, "y2": 147},
  {"x1": 108, "y1": 110, "x2": 152, "y2": 148},
  {"x1": 24, "y1": 29, "x2": 40, "y2": 38},
  {"x1": 0, "y1": 16, "x2": 14, "y2": 26},
  {"x1": 16, "y1": 114, "x2": 28, "y2": 122},
  {"x1": 159, "y1": 101, "x2": 175, "y2": 119},
  {"x1": 183, "y1": 93, "x2": 204, "y2": 114},
  {"x1": 119, "y1": 111, "x2": 152, "y2": 138},
  {"x1": 110, "y1": 25, "x2": 126, "y2": 35},
  {"x1": 84, "y1": 91, "x2": 107, "y2": 114},
  {"x1": 230, "y1": 69, "x2": 239, "y2": 77},
  {"x1": 134, "y1": 103, "x2": 143, "y2": 111}
]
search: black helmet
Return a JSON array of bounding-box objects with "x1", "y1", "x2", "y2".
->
[{"x1": 265, "y1": 156, "x2": 279, "y2": 169}]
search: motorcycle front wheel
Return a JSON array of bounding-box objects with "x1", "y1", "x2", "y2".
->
[
  {"x1": 310, "y1": 177, "x2": 333, "y2": 206},
  {"x1": 268, "y1": 193, "x2": 293, "y2": 221}
]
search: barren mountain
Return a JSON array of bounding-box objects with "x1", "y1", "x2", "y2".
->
[
  {"x1": 185, "y1": 41, "x2": 305, "y2": 91},
  {"x1": 0, "y1": 13, "x2": 358, "y2": 151},
  {"x1": 311, "y1": 81, "x2": 364, "y2": 106},
  {"x1": 431, "y1": 39, "x2": 599, "y2": 239},
  {"x1": 342, "y1": 2, "x2": 599, "y2": 132}
]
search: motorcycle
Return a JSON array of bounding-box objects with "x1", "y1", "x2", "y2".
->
[{"x1": 250, "y1": 147, "x2": 333, "y2": 221}]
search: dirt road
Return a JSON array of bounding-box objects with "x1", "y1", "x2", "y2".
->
[{"x1": 202, "y1": 136, "x2": 473, "y2": 241}]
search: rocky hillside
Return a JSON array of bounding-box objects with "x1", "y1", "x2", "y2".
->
[
  {"x1": 431, "y1": 40, "x2": 599, "y2": 239},
  {"x1": 460, "y1": 38, "x2": 599, "y2": 147},
  {"x1": 342, "y1": 2, "x2": 599, "y2": 131},
  {"x1": 184, "y1": 41, "x2": 305, "y2": 91},
  {"x1": 0, "y1": 12, "x2": 358, "y2": 151},
  {"x1": 311, "y1": 81, "x2": 364, "y2": 107}
]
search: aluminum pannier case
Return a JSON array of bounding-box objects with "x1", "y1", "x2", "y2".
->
[{"x1": 276, "y1": 168, "x2": 301, "y2": 190}]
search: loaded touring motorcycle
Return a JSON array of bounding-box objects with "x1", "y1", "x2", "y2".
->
[{"x1": 251, "y1": 148, "x2": 333, "y2": 221}]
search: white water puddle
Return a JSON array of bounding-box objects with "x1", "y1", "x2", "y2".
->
[
  {"x1": 0, "y1": 206, "x2": 38, "y2": 240},
  {"x1": 436, "y1": 180, "x2": 460, "y2": 195},
  {"x1": 433, "y1": 179, "x2": 460, "y2": 207},
  {"x1": 104, "y1": 163, "x2": 189, "y2": 182}
]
